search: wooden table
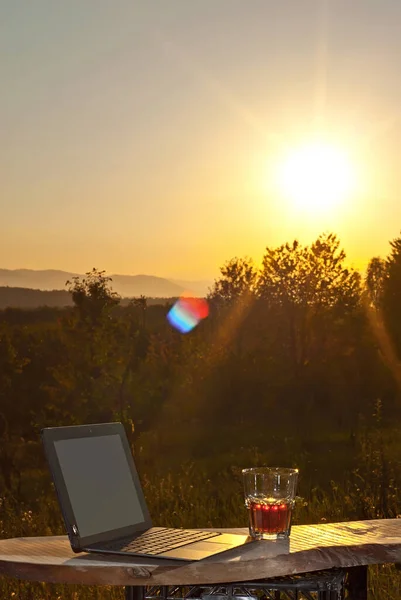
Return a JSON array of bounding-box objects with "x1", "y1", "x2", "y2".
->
[{"x1": 1, "y1": 520, "x2": 401, "y2": 599}]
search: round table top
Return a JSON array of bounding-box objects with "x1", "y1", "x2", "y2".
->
[{"x1": 1, "y1": 520, "x2": 401, "y2": 586}]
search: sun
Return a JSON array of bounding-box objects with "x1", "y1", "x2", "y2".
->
[{"x1": 276, "y1": 140, "x2": 357, "y2": 213}]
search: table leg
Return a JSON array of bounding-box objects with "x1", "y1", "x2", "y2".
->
[
  {"x1": 347, "y1": 566, "x2": 368, "y2": 600},
  {"x1": 124, "y1": 586, "x2": 145, "y2": 600}
]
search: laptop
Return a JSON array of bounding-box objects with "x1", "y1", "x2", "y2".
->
[{"x1": 41, "y1": 422, "x2": 251, "y2": 561}]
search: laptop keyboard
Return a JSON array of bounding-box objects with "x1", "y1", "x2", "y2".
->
[{"x1": 103, "y1": 528, "x2": 221, "y2": 555}]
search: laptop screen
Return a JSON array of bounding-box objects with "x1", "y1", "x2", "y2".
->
[{"x1": 54, "y1": 433, "x2": 145, "y2": 538}]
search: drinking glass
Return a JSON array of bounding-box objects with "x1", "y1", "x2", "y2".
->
[{"x1": 242, "y1": 467, "x2": 298, "y2": 540}]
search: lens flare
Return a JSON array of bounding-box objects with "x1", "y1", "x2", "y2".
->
[{"x1": 167, "y1": 296, "x2": 209, "y2": 333}]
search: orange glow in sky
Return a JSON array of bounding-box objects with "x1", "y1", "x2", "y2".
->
[{"x1": 1, "y1": 1, "x2": 401, "y2": 278}]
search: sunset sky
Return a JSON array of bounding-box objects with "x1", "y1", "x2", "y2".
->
[{"x1": 2, "y1": 0, "x2": 401, "y2": 279}]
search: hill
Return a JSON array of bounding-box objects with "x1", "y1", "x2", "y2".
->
[{"x1": 0, "y1": 269, "x2": 211, "y2": 298}]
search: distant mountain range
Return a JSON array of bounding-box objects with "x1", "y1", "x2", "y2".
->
[{"x1": 0, "y1": 269, "x2": 212, "y2": 298}]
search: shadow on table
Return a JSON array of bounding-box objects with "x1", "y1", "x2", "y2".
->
[{"x1": 64, "y1": 538, "x2": 290, "y2": 568}]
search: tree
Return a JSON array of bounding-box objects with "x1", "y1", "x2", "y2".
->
[
  {"x1": 308, "y1": 234, "x2": 361, "y2": 310},
  {"x1": 208, "y1": 257, "x2": 257, "y2": 305},
  {"x1": 366, "y1": 257, "x2": 387, "y2": 309},
  {"x1": 258, "y1": 234, "x2": 361, "y2": 310},
  {"x1": 256, "y1": 234, "x2": 362, "y2": 397},
  {"x1": 43, "y1": 269, "x2": 124, "y2": 426},
  {"x1": 382, "y1": 235, "x2": 401, "y2": 358},
  {"x1": 66, "y1": 268, "x2": 120, "y2": 327},
  {"x1": 133, "y1": 295, "x2": 148, "y2": 329}
]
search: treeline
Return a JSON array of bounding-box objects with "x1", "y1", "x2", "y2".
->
[
  {"x1": 0, "y1": 286, "x2": 174, "y2": 310},
  {"x1": 0, "y1": 233, "x2": 401, "y2": 493},
  {"x1": 0, "y1": 286, "x2": 72, "y2": 309}
]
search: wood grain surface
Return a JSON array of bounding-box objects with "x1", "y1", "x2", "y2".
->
[{"x1": 1, "y1": 520, "x2": 401, "y2": 586}]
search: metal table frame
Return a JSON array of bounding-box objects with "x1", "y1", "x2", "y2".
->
[{"x1": 124, "y1": 566, "x2": 368, "y2": 600}]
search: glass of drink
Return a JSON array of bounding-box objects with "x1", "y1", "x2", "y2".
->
[{"x1": 242, "y1": 467, "x2": 298, "y2": 540}]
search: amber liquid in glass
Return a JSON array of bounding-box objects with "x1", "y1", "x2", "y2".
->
[{"x1": 247, "y1": 499, "x2": 293, "y2": 536}]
